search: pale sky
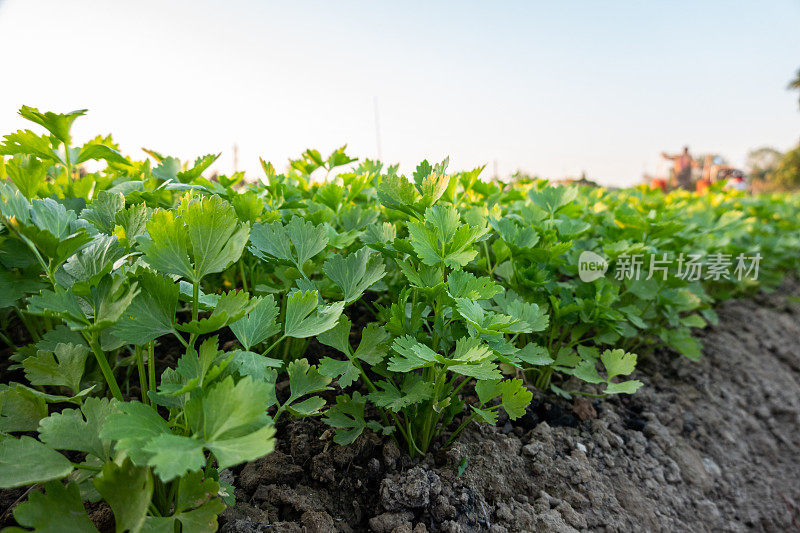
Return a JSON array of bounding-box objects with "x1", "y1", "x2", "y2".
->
[{"x1": 1, "y1": 0, "x2": 798, "y2": 186}]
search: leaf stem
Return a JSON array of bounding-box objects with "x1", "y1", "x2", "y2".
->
[
  {"x1": 14, "y1": 308, "x2": 40, "y2": 342},
  {"x1": 0, "y1": 330, "x2": 16, "y2": 350},
  {"x1": 483, "y1": 240, "x2": 493, "y2": 274},
  {"x1": 192, "y1": 281, "x2": 199, "y2": 323},
  {"x1": 569, "y1": 390, "x2": 606, "y2": 399},
  {"x1": 261, "y1": 335, "x2": 286, "y2": 357},
  {"x1": 84, "y1": 331, "x2": 123, "y2": 401},
  {"x1": 63, "y1": 141, "x2": 73, "y2": 183},
  {"x1": 134, "y1": 345, "x2": 148, "y2": 405},
  {"x1": 239, "y1": 260, "x2": 249, "y2": 293},
  {"x1": 147, "y1": 340, "x2": 156, "y2": 395},
  {"x1": 71, "y1": 462, "x2": 101, "y2": 472},
  {"x1": 443, "y1": 404, "x2": 499, "y2": 448},
  {"x1": 172, "y1": 331, "x2": 189, "y2": 348}
]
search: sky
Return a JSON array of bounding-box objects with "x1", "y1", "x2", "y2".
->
[{"x1": 0, "y1": 1, "x2": 798, "y2": 187}]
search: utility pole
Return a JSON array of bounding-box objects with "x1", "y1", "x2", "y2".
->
[
  {"x1": 233, "y1": 143, "x2": 239, "y2": 173},
  {"x1": 373, "y1": 96, "x2": 383, "y2": 161}
]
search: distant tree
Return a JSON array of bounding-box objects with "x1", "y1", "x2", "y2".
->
[
  {"x1": 771, "y1": 142, "x2": 800, "y2": 190},
  {"x1": 790, "y1": 68, "x2": 800, "y2": 109},
  {"x1": 746, "y1": 147, "x2": 783, "y2": 182}
]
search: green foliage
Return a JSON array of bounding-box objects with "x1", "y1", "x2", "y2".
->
[
  {"x1": 2, "y1": 105, "x2": 800, "y2": 528},
  {"x1": 138, "y1": 193, "x2": 249, "y2": 284}
]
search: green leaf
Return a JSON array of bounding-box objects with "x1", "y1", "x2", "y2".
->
[
  {"x1": 11, "y1": 481, "x2": 98, "y2": 532},
  {"x1": 89, "y1": 275, "x2": 140, "y2": 331},
  {"x1": 206, "y1": 425, "x2": 276, "y2": 469},
  {"x1": 232, "y1": 190, "x2": 264, "y2": 223},
  {"x1": 285, "y1": 359, "x2": 332, "y2": 407},
  {"x1": 447, "y1": 270, "x2": 502, "y2": 300},
  {"x1": 229, "y1": 295, "x2": 280, "y2": 350},
  {"x1": 286, "y1": 216, "x2": 328, "y2": 267},
  {"x1": 75, "y1": 141, "x2": 129, "y2": 166},
  {"x1": 528, "y1": 185, "x2": 578, "y2": 214},
  {"x1": 139, "y1": 471, "x2": 225, "y2": 532},
  {"x1": 285, "y1": 396, "x2": 327, "y2": 417},
  {"x1": 368, "y1": 374, "x2": 433, "y2": 412},
  {"x1": 177, "y1": 289, "x2": 257, "y2": 335},
  {"x1": 415, "y1": 158, "x2": 450, "y2": 206},
  {"x1": 18, "y1": 105, "x2": 87, "y2": 144},
  {"x1": 150, "y1": 155, "x2": 181, "y2": 181},
  {"x1": 576, "y1": 345, "x2": 600, "y2": 360},
  {"x1": 470, "y1": 405, "x2": 498, "y2": 424},
  {"x1": 229, "y1": 350, "x2": 282, "y2": 382},
  {"x1": 110, "y1": 270, "x2": 179, "y2": 345},
  {"x1": 21, "y1": 198, "x2": 92, "y2": 264},
  {"x1": 449, "y1": 362, "x2": 501, "y2": 380},
  {"x1": 170, "y1": 336, "x2": 230, "y2": 393},
  {"x1": 323, "y1": 247, "x2": 386, "y2": 304},
  {"x1": 113, "y1": 202, "x2": 151, "y2": 248},
  {"x1": 388, "y1": 335, "x2": 439, "y2": 372},
  {"x1": 80, "y1": 191, "x2": 125, "y2": 234},
  {"x1": 200, "y1": 375, "x2": 271, "y2": 441},
  {"x1": 426, "y1": 205, "x2": 461, "y2": 244},
  {"x1": 38, "y1": 397, "x2": 117, "y2": 461},
  {"x1": 600, "y1": 349, "x2": 637, "y2": 379},
  {"x1": 138, "y1": 194, "x2": 249, "y2": 283},
  {"x1": 249, "y1": 216, "x2": 328, "y2": 274},
  {"x1": 247, "y1": 220, "x2": 294, "y2": 264},
  {"x1": 129, "y1": 376, "x2": 275, "y2": 480},
  {"x1": 498, "y1": 379, "x2": 532, "y2": 420},
  {"x1": 283, "y1": 290, "x2": 344, "y2": 338},
  {"x1": 93, "y1": 458, "x2": 152, "y2": 533},
  {"x1": 6, "y1": 154, "x2": 48, "y2": 199},
  {"x1": 604, "y1": 380, "x2": 644, "y2": 395},
  {"x1": 455, "y1": 298, "x2": 519, "y2": 336},
  {"x1": 0, "y1": 385, "x2": 48, "y2": 432},
  {"x1": 177, "y1": 153, "x2": 221, "y2": 183},
  {"x1": 198, "y1": 376, "x2": 276, "y2": 468},
  {"x1": 659, "y1": 328, "x2": 703, "y2": 361},
  {"x1": 0, "y1": 437, "x2": 74, "y2": 489},
  {"x1": 182, "y1": 194, "x2": 250, "y2": 280},
  {"x1": 570, "y1": 360, "x2": 604, "y2": 384},
  {"x1": 493, "y1": 293, "x2": 549, "y2": 333},
  {"x1": 4, "y1": 382, "x2": 95, "y2": 406},
  {"x1": 554, "y1": 347, "x2": 580, "y2": 368},
  {"x1": 626, "y1": 279, "x2": 659, "y2": 300},
  {"x1": 680, "y1": 314, "x2": 707, "y2": 329},
  {"x1": 554, "y1": 217, "x2": 591, "y2": 237},
  {"x1": 322, "y1": 392, "x2": 370, "y2": 445},
  {"x1": 363, "y1": 221, "x2": 397, "y2": 251},
  {"x1": 316, "y1": 316, "x2": 352, "y2": 355},
  {"x1": 353, "y1": 323, "x2": 390, "y2": 365},
  {"x1": 377, "y1": 173, "x2": 421, "y2": 216},
  {"x1": 319, "y1": 357, "x2": 360, "y2": 388},
  {"x1": 516, "y1": 343, "x2": 554, "y2": 366},
  {"x1": 451, "y1": 336, "x2": 493, "y2": 363},
  {"x1": 474, "y1": 379, "x2": 502, "y2": 404},
  {"x1": 22, "y1": 342, "x2": 88, "y2": 394},
  {"x1": 176, "y1": 470, "x2": 219, "y2": 514},
  {"x1": 143, "y1": 434, "x2": 205, "y2": 481},
  {"x1": 61, "y1": 234, "x2": 125, "y2": 290},
  {"x1": 136, "y1": 209, "x2": 192, "y2": 279},
  {"x1": 27, "y1": 287, "x2": 90, "y2": 330},
  {"x1": 100, "y1": 402, "x2": 171, "y2": 465},
  {"x1": 489, "y1": 217, "x2": 540, "y2": 249},
  {"x1": 0, "y1": 130, "x2": 60, "y2": 162}
]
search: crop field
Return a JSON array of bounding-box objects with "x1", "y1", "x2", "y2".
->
[{"x1": 1, "y1": 107, "x2": 800, "y2": 531}]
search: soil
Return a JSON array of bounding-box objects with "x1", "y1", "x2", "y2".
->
[{"x1": 218, "y1": 279, "x2": 800, "y2": 533}]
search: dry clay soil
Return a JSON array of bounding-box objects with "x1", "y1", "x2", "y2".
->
[{"x1": 220, "y1": 279, "x2": 800, "y2": 533}]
